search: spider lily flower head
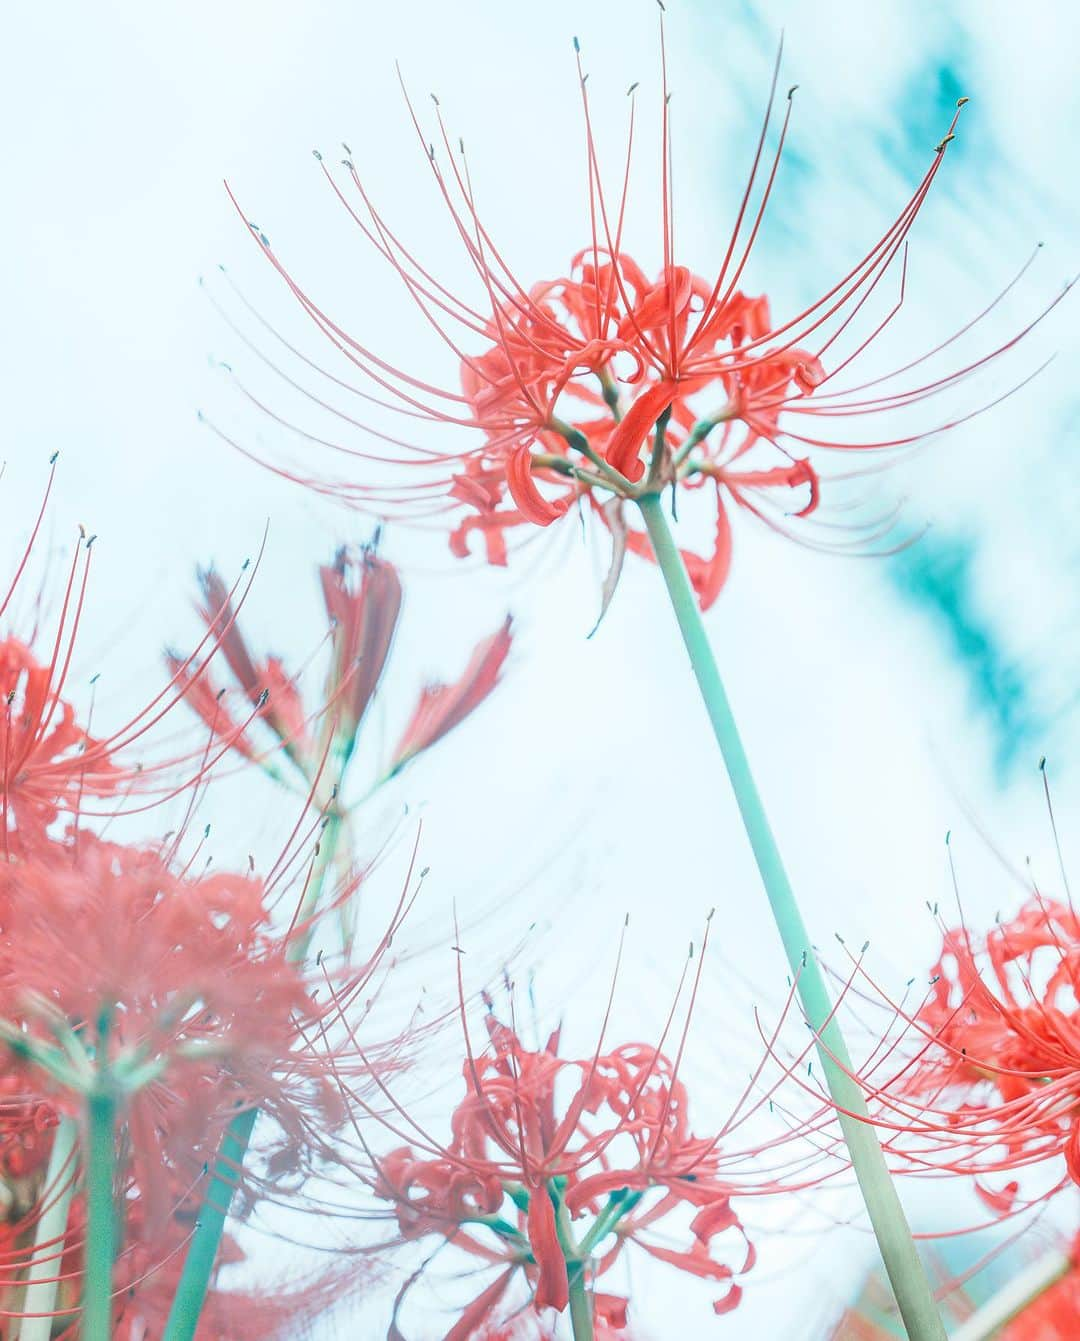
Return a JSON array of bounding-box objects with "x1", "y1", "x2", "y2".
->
[
  {"x1": 215, "y1": 23, "x2": 1067, "y2": 614},
  {"x1": 0, "y1": 478, "x2": 281, "y2": 850},
  {"x1": 830, "y1": 879, "x2": 1080, "y2": 1224},
  {"x1": 363, "y1": 915, "x2": 837, "y2": 1337},
  {"x1": 902, "y1": 895, "x2": 1080, "y2": 1201},
  {"x1": 0, "y1": 513, "x2": 129, "y2": 846},
  {"x1": 0, "y1": 832, "x2": 344, "y2": 1229},
  {"x1": 375, "y1": 1020, "x2": 758, "y2": 1333},
  {"x1": 0, "y1": 818, "x2": 420, "y2": 1334},
  {"x1": 169, "y1": 546, "x2": 512, "y2": 797}
]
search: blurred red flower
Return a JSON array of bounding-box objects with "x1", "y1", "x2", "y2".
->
[{"x1": 169, "y1": 547, "x2": 512, "y2": 790}]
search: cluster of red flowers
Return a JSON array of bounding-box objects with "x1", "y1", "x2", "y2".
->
[
  {"x1": 5, "y1": 11, "x2": 1073, "y2": 1339},
  {"x1": 0, "y1": 482, "x2": 515, "y2": 1337}
]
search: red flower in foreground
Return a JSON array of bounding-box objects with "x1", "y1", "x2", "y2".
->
[
  {"x1": 169, "y1": 547, "x2": 512, "y2": 790},
  {"x1": 215, "y1": 31, "x2": 1064, "y2": 612},
  {"x1": 365, "y1": 929, "x2": 827, "y2": 1339},
  {"x1": 0, "y1": 814, "x2": 416, "y2": 1336},
  {"x1": 0, "y1": 833, "x2": 335, "y2": 1223},
  {"x1": 376, "y1": 1021, "x2": 756, "y2": 1333}
]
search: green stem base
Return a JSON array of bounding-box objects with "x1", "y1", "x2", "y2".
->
[
  {"x1": 568, "y1": 1268, "x2": 594, "y2": 1341},
  {"x1": 83, "y1": 1090, "x2": 117, "y2": 1341},
  {"x1": 161, "y1": 1108, "x2": 258, "y2": 1341}
]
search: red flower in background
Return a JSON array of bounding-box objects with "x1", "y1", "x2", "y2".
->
[
  {"x1": 845, "y1": 892, "x2": 1080, "y2": 1220},
  {"x1": 0, "y1": 635, "x2": 122, "y2": 846},
  {"x1": 214, "y1": 25, "x2": 1064, "y2": 612},
  {"x1": 0, "y1": 473, "x2": 284, "y2": 852},
  {"x1": 169, "y1": 546, "x2": 512, "y2": 791}
]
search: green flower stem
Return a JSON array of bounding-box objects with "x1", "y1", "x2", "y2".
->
[
  {"x1": 162, "y1": 807, "x2": 347, "y2": 1341},
  {"x1": 577, "y1": 1188, "x2": 643, "y2": 1257},
  {"x1": 636, "y1": 492, "x2": 945, "y2": 1341},
  {"x1": 289, "y1": 809, "x2": 343, "y2": 964},
  {"x1": 21, "y1": 1116, "x2": 78, "y2": 1341},
  {"x1": 567, "y1": 1267, "x2": 595, "y2": 1341},
  {"x1": 83, "y1": 1089, "x2": 117, "y2": 1341},
  {"x1": 161, "y1": 1107, "x2": 257, "y2": 1341}
]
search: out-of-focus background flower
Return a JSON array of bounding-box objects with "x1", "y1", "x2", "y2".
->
[{"x1": 3, "y1": 0, "x2": 1078, "y2": 1333}]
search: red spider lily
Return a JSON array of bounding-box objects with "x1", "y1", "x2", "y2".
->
[
  {"x1": 359, "y1": 920, "x2": 841, "y2": 1339},
  {"x1": 0, "y1": 635, "x2": 122, "y2": 845},
  {"x1": 0, "y1": 485, "x2": 290, "y2": 852},
  {"x1": 0, "y1": 810, "x2": 423, "y2": 1337},
  {"x1": 908, "y1": 895, "x2": 1080, "y2": 1198},
  {"x1": 374, "y1": 1018, "x2": 759, "y2": 1334},
  {"x1": 168, "y1": 547, "x2": 512, "y2": 792},
  {"x1": 0, "y1": 1072, "x2": 57, "y2": 1184},
  {"x1": 213, "y1": 25, "x2": 1066, "y2": 614},
  {"x1": 0, "y1": 832, "x2": 339, "y2": 1230},
  {"x1": 388, "y1": 615, "x2": 512, "y2": 776},
  {"x1": 817, "y1": 888, "x2": 1080, "y2": 1223}
]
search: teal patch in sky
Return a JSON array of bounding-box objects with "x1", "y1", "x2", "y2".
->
[{"x1": 889, "y1": 532, "x2": 1038, "y2": 774}]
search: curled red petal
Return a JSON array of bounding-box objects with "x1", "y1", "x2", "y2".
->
[
  {"x1": 683, "y1": 497, "x2": 733, "y2": 611},
  {"x1": 505, "y1": 445, "x2": 570, "y2": 526},
  {"x1": 974, "y1": 1179, "x2": 1020, "y2": 1214},
  {"x1": 729, "y1": 458, "x2": 819, "y2": 518},
  {"x1": 713, "y1": 1284, "x2": 743, "y2": 1316},
  {"x1": 602, "y1": 382, "x2": 676, "y2": 482},
  {"x1": 527, "y1": 1188, "x2": 569, "y2": 1314},
  {"x1": 594, "y1": 1293, "x2": 628, "y2": 1328},
  {"x1": 690, "y1": 1199, "x2": 739, "y2": 1243}
]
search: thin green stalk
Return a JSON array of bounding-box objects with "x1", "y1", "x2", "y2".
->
[
  {"x1": 163, "y1": 812, "x2": 346, "y2": 1341},
  {"x1": 162, "y1": 1107, "x2": 257, "y2": 1341},
  {"x1": 637, "y1": 492, "x2": 945, "y2": 1341},
  {"x1": 21, "y1": 1116, "x2": 78, "y2": 1341},
  {"x1": 567, "y1": 1267, "x2": 595, "y2": 1341},
  {"x1": 289, "y1": 809, "x2": 343, "y2": 964},
  {"x1": 82, "y1": 1089, "x2": 117, "y2": 1341}
]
